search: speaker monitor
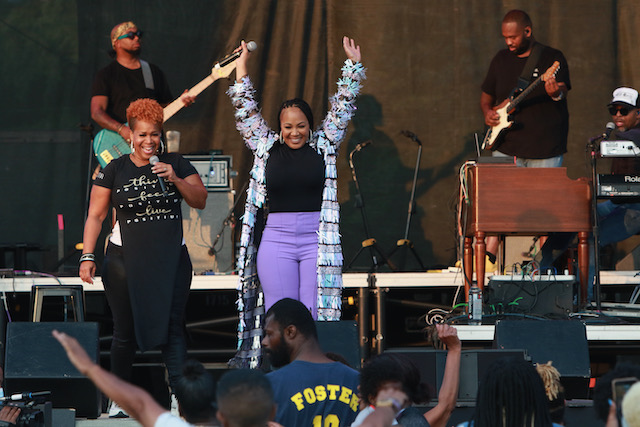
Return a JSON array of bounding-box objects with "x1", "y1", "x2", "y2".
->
[
  {"x1": 458, "y1": 349, "x2": 527, "y2": 401},
  {"x1": 384, "y1": 349, "x2": 447, "y2": 394},
  {"x1": 4, "y1": 322, "x2": 101, "y2": 418},
  {"x1": 316, "y1": 320, "x2": 360, "y2": 369},
  {"x1": 385, "y1": 348, "x2": 526, "y2": 401},
  {"x1": 494, "y1": 319, "x2": 590, "y2": 398},
  {"x1": 182, "y1": 190, "x2": 234, "y2": 274}
]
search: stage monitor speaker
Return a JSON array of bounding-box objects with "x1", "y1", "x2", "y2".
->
[
  {"x1": 182, "y1": 190, "x2": 234, "y2": 274},
  {"x1": 458, "y1": 349, "x2": 527, "y2": 401},
  {"x1": 486, "y1": 275, "x2": 574, "y2": 316},
  {"x1": 494, "y1": 319, "x2": 590, "y2": 399},
  {"x1": 385, "y1": 349, "x2": 447, "y2": 394},
  {"x1": 316, "y1": 321, "x2": 360, "y2": 369},
  {"x1": 385, "y1": 348, "x2": 526, "y2": 401},
  {"x1": 4, "y1": 322, "x2": 101, "y2": 419}
]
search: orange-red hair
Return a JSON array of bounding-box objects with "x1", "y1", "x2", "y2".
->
[{"x1": 126, "y1": 98, "x2": 163, "y2": 130}]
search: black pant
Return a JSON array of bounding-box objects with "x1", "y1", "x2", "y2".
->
[{"x1": 102, "y1": 243, "x2": 192, "y2": 391}]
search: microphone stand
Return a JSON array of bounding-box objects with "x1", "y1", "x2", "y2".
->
[
  {"x1": 345, "y1": 141, "x2": 396, "y2": 272},
  {"x1": 388, "y1": 131, "x2": 426, "y2": 271},
  {"x1": 588, "y1": 139, "x2": 602, "y2": 312}
]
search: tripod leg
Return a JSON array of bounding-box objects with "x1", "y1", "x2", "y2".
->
[{"x1": 346, "y1": 245, "x2": 367, "y2": 270}]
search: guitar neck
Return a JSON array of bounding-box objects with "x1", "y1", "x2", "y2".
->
[
  {"x1": 163, "y1": 62, "x2": 237, "y2": 122},
  {"x1": 507, "y1": 75, "x2": 544, "y2": 112}
]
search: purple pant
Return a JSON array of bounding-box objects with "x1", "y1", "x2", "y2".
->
[{"x1": 257, "y1": 211, "x2": 320, "y2": 319}]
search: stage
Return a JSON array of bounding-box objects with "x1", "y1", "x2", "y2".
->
[{"x1": 2, "y1": 270, "x2": 640, "y2": 344}]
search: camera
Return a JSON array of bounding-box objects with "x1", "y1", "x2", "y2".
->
[{"x1": 0, "y1": 392, "x2": 49, "y2": 427}]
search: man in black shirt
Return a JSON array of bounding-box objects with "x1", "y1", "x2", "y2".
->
[
  {"x1": 90, "y1": 21, "x2": 194, "y2": 143},
  {"x1": 480, "y1": 10, "x2": 571, "y2": 268}
]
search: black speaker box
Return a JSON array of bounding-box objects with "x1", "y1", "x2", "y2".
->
[
  {"x1": 4, "y1": 322, "x2": 101, "y2": 418},
  {"x1": 316, "y1": 320, "x2": 360, "y2": 369},
  {"x1": 384, "y1": 349, "x2": 447, "y2": 395},
  {"x1": 494, "y1": 319, "x2": 591, "y2": 399},
  {"x1": 458, "y1": 349, "x2": 527, "y2": 401},
  {"x1": 384, "y1": 348, "x2": 526, "y2": 401}
]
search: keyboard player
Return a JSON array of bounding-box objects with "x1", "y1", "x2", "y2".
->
[{"x1": 539, "y1": 87, "x2": 640, "y2": 300}]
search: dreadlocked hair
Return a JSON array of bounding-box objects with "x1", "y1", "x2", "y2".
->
[
  {"x1": 535, "y1": 361, "x2": 565, "y2": 425},
  {"x1": 472, "y1": 357, "x2": 553, "y2": 427},
  {"x1": 535, "y1": 361, "x2": 561, "y2": 400}
]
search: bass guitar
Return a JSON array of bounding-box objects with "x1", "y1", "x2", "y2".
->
[
  {"x1": 93, "y1": 60, "x2": 237, "y2": 168},
  {"x1": 482, "y1": 61, "x2": 560, "y2": 150}
]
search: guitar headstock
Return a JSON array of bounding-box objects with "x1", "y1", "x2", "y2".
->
[
  {"x1": 210, "y1": 61, "x2": 237, "y2": 79},
  {"x1": 542, "y1": 61, "x2": 560, "y2": 81}
]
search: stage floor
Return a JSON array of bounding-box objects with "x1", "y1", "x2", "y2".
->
[{"x1": 2, "y1": 270, "x2": 639, "y2": 343}]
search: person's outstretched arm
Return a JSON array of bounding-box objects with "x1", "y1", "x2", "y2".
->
[
  {"x1": 424, "y1": 324, "x2": 461, "y2": 427},
  {"x1": 317, "y1": 36, "x2": 366, "y2": 151},
  {"x1": 52, "y1": 330, "x2": 168, "y2": 427},
  {"x1": 226, "y1": 40, "x2": 277, "y2": 153}
]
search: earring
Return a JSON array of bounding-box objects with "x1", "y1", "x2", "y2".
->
[
  {"x1": 279, "y1": 131, "x2": 284, "y2": 144},
  {"x1": 309, "y1": 130, "x2": 313, "y2": 141},
  {"x1": 130, "y1": 139, "x2": 134, "y2": 153},
  {"x1": 159, "y1": 139, "x2": 165, "y2": 154}
]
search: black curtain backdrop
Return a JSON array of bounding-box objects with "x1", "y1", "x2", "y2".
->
[{"x1": 0, "y1": 0, "x2": 637, "y2": 272}]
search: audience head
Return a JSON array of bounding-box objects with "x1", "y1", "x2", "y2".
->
[
  {"x1": 360, "y1": 353, "x2": 431, "y2": 406},
  {"x1": 174, "y1": 359, "x2": 217, "y2": 424},
  {"x1": 472, "y1": 357, "x2": 552, "y2": 427},
  {"x1": 262, "y1": 298, "x2": 318, "y2": 367},
  {"x1": 623, "y1": 382, "x2": 640, "y2": 427},
  {"x1": 216, "y1": 369, "x2": 275, "y2": 427},
  {"x1": 535, "y1": 361, "x2": 565, "y2": 425},
  {"x1": 593, "y1": 362, "x2": 640, "y2": 421}
]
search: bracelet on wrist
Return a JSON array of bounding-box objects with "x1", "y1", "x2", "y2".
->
[
  {"x1": 375, "y1": 398, "x2": 403, "y2": 414},
  {"x1": 551, "y1": 91, "x2": 565, "y2": 101},
  {"x1": 116, "y1": 123, "x2": 125, "y2": 135},
  {"x1": 79, "y1": 253, "x2": 96, "y2": 263}
]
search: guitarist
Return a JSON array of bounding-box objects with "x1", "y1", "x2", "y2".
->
[
  {"x1": 479, "y1": 9, "x2": 571, "y2": 271},
  {"x1": 91, "y1": 21, "x2": 194, "y2": 145}
]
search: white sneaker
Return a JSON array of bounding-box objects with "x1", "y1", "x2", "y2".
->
[
  {"x1": 108, "y1": 400, "x2": 129, "y2": 418},
  {"x1": 171, "y1": 394, "x2": 179, "y2": 417}
]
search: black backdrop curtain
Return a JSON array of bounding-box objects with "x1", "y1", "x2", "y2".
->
[{"x1": 0, "y1": 0, "x2": 637, "y2": 271}]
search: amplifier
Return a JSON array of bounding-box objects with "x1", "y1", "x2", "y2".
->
[
  {"x1": 600, "y1": 140, "x2": 640, "y2": 157},
  {"x1": 597, "y1": 174, "x2": 640, "y2": 197},
  {"x1": 184, "y1": 155, "x2": 232, "y2": 191},
  {"x1": 485, "y1": 274, "x2": 575, "y2": 316}
]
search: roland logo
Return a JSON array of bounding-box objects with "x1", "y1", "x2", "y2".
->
[{"x1": 624, "y1": 175, "x2": 640, "y2": 183}]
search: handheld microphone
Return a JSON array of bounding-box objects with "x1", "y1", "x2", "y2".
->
[
  {"x1": 149, "y1": 155, "x2": 168, "y2": 197},
  {"x1": 401, "y1": 130, "x2": 422, "y2": 145},
  {"x1": 215, "y1": 41, "x2": 258, "y2": 69},
  {"x1": 589, "y1": 122, "x2": 616, "y2": 143}
]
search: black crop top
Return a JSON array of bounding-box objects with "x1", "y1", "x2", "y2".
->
[{"x1": 265, "y1": 143, "x2": 325, "y2": 212}]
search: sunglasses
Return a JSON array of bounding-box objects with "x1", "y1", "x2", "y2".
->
[
  {"x1": 609, "y1": 106, "x2": 635, "y2": 116},
  {"x1": 117, "y1": 31, "x2": 143, "y2": 41}
]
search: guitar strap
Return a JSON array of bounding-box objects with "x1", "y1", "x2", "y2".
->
[
  {"x1": 140, "y1": 60, "x2": 155, "y2": 91},
  {"x1": 516, "y1": 42, "x2": 544, "y2": 92}
]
